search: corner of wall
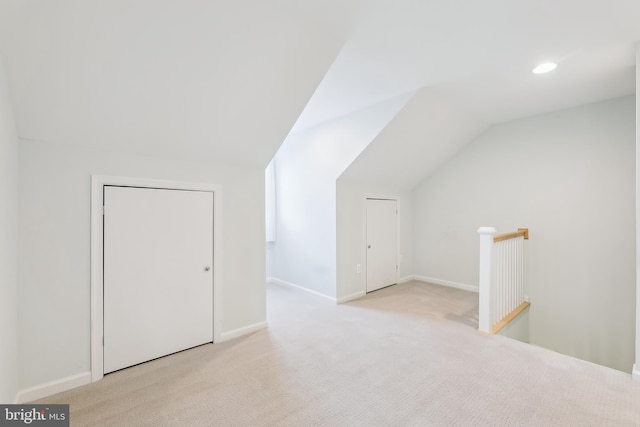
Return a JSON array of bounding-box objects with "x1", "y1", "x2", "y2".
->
[
  {"x1": 0, "y1": 54, "x2": 20, "y2": 404},
  {"x1": 635, "y1": 43, "x2": 640, "y2": 380}
]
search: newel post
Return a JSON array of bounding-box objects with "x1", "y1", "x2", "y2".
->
[{"x1": 478, "y1": 227, "x2": 496, "y2": 333}]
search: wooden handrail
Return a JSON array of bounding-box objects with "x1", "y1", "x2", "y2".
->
[
  {"x1": 490, "y1": 301, "x2": 530, "y2": 334},
  {"x1": 493, "y1": 228, "x2": 529, "y2": 242}
]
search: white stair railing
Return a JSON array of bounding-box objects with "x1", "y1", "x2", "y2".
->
[{"x1": 477, "y1": 227, "x2": 529, "y2": 334}]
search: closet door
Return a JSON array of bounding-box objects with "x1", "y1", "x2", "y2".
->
[
  {"x1": 103, "y1": 186, "x2": 213, "y2": 373},
  {"x1": 366, "y1": 199, "x2": 398, "y2": 292}
]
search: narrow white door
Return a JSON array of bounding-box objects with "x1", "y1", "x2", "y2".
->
[
  {"x1": 366, "y1": 199, "x2": 398, "y2": 292},
  {"x1": 103, "y1": 186, "x2": 213, "y2": 373}
]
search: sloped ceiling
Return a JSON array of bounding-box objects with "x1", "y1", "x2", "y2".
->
[
  {"x1": 297, "y1": 0, "x2": 640, "y2": 130},
  {"x1": 299, "y1": 0, "x2": 640, "y2": 188},
  {"x1": 0, "y1": 0, "x2": 354, "y2": 167},
  {"x1": 1, "y1": 0, "x2": 639, "y2": 173},
  {"x1": 339, "y1": 89, "x2": 487, "y2": 188}
]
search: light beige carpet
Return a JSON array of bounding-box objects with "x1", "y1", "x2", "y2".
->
[{"x1": 36, "y1": 281, "x2": 640, "y2": 426}]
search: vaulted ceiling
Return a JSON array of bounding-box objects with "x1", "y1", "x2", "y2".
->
[
  {"x1": 1, "y1": 0, "x2": 639, "y2": 178},
  {"x1": 0, "y1": 0, "x2": 346, "y2": 167},
  {"x1": 297, "y1": 0, "x2": 640, "y2": 130}
]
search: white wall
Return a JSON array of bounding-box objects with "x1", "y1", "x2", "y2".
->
[
  {"x1": 0, "y1": 56, "x2": 19, "y2": 403},
  {"x1": 413, "y1": 96, "x2": 635, "y2": 372},
  {"x1": 336, "y1": 181, "x2": 413, "y2": 301},
  {"x1": 635, "y1": 45, "x2": 640, "y2": 381},
  {"x1": 18, "y1": 139, "x2": 266, "y2": 391},
  {"x1": 268, "y1": 94, "x2": 412, "y2": 298}
]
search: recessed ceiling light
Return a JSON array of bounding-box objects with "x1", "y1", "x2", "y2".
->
[{"x1": 532, "y1": 62, "x2": 557, "y2": 74}]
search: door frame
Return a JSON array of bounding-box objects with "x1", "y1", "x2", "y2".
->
[
  {"x1": 365, "y1": 197, "x2": 399, "y2": 293},
  {"x1": 90, "y1": 175, "x2": 222, "y2": 382}
]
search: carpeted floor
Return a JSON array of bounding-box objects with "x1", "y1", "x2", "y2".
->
[{"x1": 36, "y1": 281, "x2": 640, "y2": 426}]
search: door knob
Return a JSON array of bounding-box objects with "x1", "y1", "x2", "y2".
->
[
  {"x1": 204, "y1": 266, "x2": 211, "y2": 272},
  {"x1": 368, "y1": 245, "x2": 371, "y2": 248}
]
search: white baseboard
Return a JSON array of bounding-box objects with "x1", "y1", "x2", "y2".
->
[
  {"x1": 398, "y1": 276, "x2": 414, "y2": 284},
  {"x1": 218, "y1": 321, "x2": 268, "y2": 343},
  {"x1": 336, "y1": 291, "x2": 366, "y2": 304},
  {"x1": 413, "y1": 275, "x2": 478, "y2": 293},
  {"x1": 15, "y1": 371, "x2": 91, "y2": 403},
  {"x1": 633, "y1": 363, "x2": 640, "y2": 381},
  {"x1": 267, "y1": 277, "x2": 337, "y2": 302}
]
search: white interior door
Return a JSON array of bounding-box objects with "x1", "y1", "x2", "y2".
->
[
  {"x1": 103, "y1": 186, "x2": 213, "y2": 373},
  {"x1": 366, "y1": 199, "x2": 398, "y2": 292}
]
